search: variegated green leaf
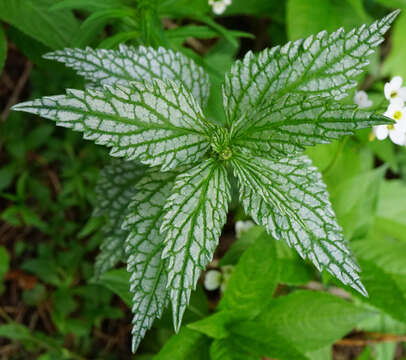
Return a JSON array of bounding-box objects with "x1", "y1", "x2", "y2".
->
[
  {"x1": 230, "y1": 152, "x2": 366, "y2": 296},
  {"x1": 44, "y1": 45, "x2": 210, "y2": 107},
  {"x1": 231, "y1": 94, "x2": 391, "y2": 158},
  {"x1": 92, "y1": 159, "x2": 145, "y2": 278},
  {"x1": 12, "y1": 79, "x2": 212, "y2": 171},
  {"x1": 161, "y1": 159, "x2": 231, "y2": 331},
  {"x1": 223, "y1": 11, "x2": 399, "y2": 126},
  {"x1": 123, "y1": 167, "x2": 179, "y2": 352}
]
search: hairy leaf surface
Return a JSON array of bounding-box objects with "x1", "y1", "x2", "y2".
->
[
  {"x1": 223, "y1": 11, "x2": 398, "y2": 126},
  {"x1": 123, "y1": 167, "x2": 179, "y2": 351},
  {"x1": 93, "y1": 159, "x2": 145, "y2": 277},
  {"x1": 161, "y1": 159, "x2": 231, "y2": 331},
  {"x1": 231, "y1": 94, "x2": 391, "y2": 157},
  {"x1": 231, "y1": 153, "x2": 366, "y2": 295},
  {"x1": 12, "y1": 80, "x2": 211, "y2": 171},
  {"x1": 44, "y1": 45, "x2": 210, "y2": 107}
]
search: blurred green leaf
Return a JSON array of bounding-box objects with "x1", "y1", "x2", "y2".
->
[
  {"x1": 246, "y1": 291, "x2": 373, "y2": 352},
  {"x1": 155, "y1": 327, "x2": 210, "y2": 360},
  {"x1": 286, "y1": 0, "x2": 370, "y2": 40},
  {"x1": 383, "y1": 12, "x2": 406, "y2": 80},
  {"x1": 347, "y1": 259, "x2": 406, "y2": 324},
  {"x1": 210, "y1": 338, "x2": 260, "y2": 360},
  {"x1": 97, "y1": 268, "x2": 131, "y2": 306},
  {"x1": 218, "y1": 230, "x2": 279, "y2": 317},
  {"x1": 330, "y1": 167, "x2": 384, "y2": 240},
  {"x1": 0, "y1": 0, "x2": 80, "y2": 49},
  {"x1": 0, "y1": 246, "x2": 10, "y2": 280}
]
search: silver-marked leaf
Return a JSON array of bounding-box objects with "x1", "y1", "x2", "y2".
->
[
  {"x1": 230, "y1": 152, "x2": 366, "y2": 296},
  {"x1": 44, "y1": 45, "x2": 210, "y2": 107},
  {"x1": 161, "y1": 159, "x2": 231, "y2": 332},
  {"x1": 231, "y1": 94, "x2": 391, "y2": 158},
  {"x1": 93, "y1": 159, "x2": 145, "y2": 277},
  {"x1": 12, "y1": 79, "x2": 211, "y2": 171},
  {"x1": 223, "y1": 11, "x2": 399, "y2": 125},
  {"x1": 123, "y1": 167, "x2": 179, "y2": 352}
]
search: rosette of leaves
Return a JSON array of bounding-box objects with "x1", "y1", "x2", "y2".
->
[{"x1": 12, "y1": 11, "x2": 399, "y2": 352}]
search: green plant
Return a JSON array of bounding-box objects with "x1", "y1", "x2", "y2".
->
[{"x1": 11, "y1": 10, "x2": 399, "y2": 353}]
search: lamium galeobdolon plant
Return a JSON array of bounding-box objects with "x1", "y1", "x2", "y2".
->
[{"x1": 12, "y1": 10, "x2": 399, "y2": 351}]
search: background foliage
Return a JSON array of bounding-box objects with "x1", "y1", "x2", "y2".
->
[{"x1": 1, "y1": 0, "x2": 406, "y2": 359}]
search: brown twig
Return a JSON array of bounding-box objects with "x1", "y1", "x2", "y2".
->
[
  {"x1": 335, "y1": 332, "x2": 406, "y2": 346},
  {"x1": 1, "y1": 60, "x2": 33, "y2": 122}
]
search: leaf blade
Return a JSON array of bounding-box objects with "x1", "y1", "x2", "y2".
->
[
  {"x1": 44, "y1": 45, "x2": 210, "y2": 107},
  {"x1": 161, "y1": 159, "x2": 231, "y2": 331},
  {"x1": 93, "y1": 159, "x2": 145, "y2": 277},
  {"x1": 232, "y1": 94, "x2": 391, "y2": 158},
  {"x1": 231, "y1": 152, "x2": 366, "y2": 295},
  {"x1": 123, "y1": 167, "x2": 180, "y2": 351},
  {"x1": 12, "y1": 80, "x2": 211, "y2": 171},
  {"x1": 223, "y1": 11, "x2": 398, "y2": 126}
]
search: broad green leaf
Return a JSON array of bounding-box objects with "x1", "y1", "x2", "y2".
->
[
  {"x1": 245, "y1": 290, "x2": 373, "y2": 352},
  {"x1": 383, "y1": 12, "x2": 406, "y2": 81},
  {"x1": 219, "y1": 230, "x2": 279, "y2": 317},
  {"x1": 352, "y1": 235, "x2": 406, "y2": 277},
  {"x1": 346, "y1": 259, "x2": 406, "y2": 324},
  {"x1": 51, "y1": 0, "x2": 122, "y2": 12},
  {"x1": 329, "y1": 167, "x2": 384, "y2": 240},
  {"x1": 161, "y1": 159, "x2": 231, "y2": 331},
  {"x1": 307, "y1": 346, "x2": 332, "y2": 360},
  {"x1": 374, "y1": 180, "x2": 406, "y2": 241},
  {"x1": 231, "y1": 152, "x2": 366, "y2": 295},
  {"x1": 210, "y1": 338, "x2": 260, "y2": 360},
  {"x1": 123, "y1": 167, "x2": 179, "y2": 352},
  {"x1": 44, "y1": 45, "x2": 210, "y2": 107},
  {"x1": 0, "y1": 25, "x2": 6, "y2": 75},
  {"x1": 93, "y1": 159, "x2": 145, "y2": 277},
  {"x1": 227, "y1": 326, "x2": 310, "y2": 360},
  {"x1": 0, "y1": 0, "x2": 80, "y2": 49},
  {"x1": 286, "y1": 0, "x2": 369, "y2": 40},
  {"x1": 154, "y1": 327, "x2": 210, "y2": 360},
  {"x1": 230, "y1": 94, "x2": 390, "y2": 158},
  {"x1": 223, "y1": 11, "x2": 398, "y2": 126},
  {"x1": 12, "y1": 80, "x2": 211, "y2": 171},
  {"x1": 188, "y1": 311, "x2": 231, "y2": 339}
]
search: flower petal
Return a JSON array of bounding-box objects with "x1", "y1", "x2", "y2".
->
[
  {"x1": 384, "y1": 82, "x2": 392, "y2": 100},
  {"x1": 391, "y1": 76, "x2": 403, "y2": 90},
  {"x1": 374, "y1": 125, "x2": 389, "y2": 140},
  {"x1": 389, "y1": 128, "x2": 406, "y2": 145},
  {"x1": 398, "y1": 87, "x2": 406, "y2": 101}
]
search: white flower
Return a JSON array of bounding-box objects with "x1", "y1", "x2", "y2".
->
[
  {"x1": 354, "y1": 90, "x2": 373, "y2": 108},
  {"x1": 209, "y1": 0, "x2": 231, "y2": 15},
  {"x1": 384, "y1": 76, "x2": 406, "y2": 103},
  {"x1": 374, "y1": 98, "x2": 406, "y2": 145},
  {"x1": 235, "y1": 220, "x2": 255, "y2": 238},
  {"x1": 204, "y1": 269, "x2": 221, "y2": 291}
]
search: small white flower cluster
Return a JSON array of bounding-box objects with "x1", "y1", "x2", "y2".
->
[
  {"x1": 209, "y1": 0, "x2": 231, "y2": 15},
  {"x1": 373, "y1": 76, "x2": 406, "y2": 145},
  {"x1": 204, "y1": 266, "x2": 234, "y2": 292}
]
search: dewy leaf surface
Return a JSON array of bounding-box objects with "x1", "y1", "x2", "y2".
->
[
  {"x1": 12, "y1": 79, "x2": 211, "y2": 171},
  {"x1": 93, "y1": 159, "x2": 145, "y2": 277},
  {"x1": 44, "y1": 45, "x2": 210, "y2": 107},
  {"x1": 230, "y1": 152, "x2": 366, "y2": 295},
  {"x1": 231, "y1": 94, "x2": 391, "y2": 158},
  {"x1": 161, "y1": 159, "x2": 231, "y2": 332},
  {"x1": 223, "y1": 10, "x2": 399, "y2": 126},
  {"x1": 123, "y1": 167, "x2": 179, "y2": 352}
]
